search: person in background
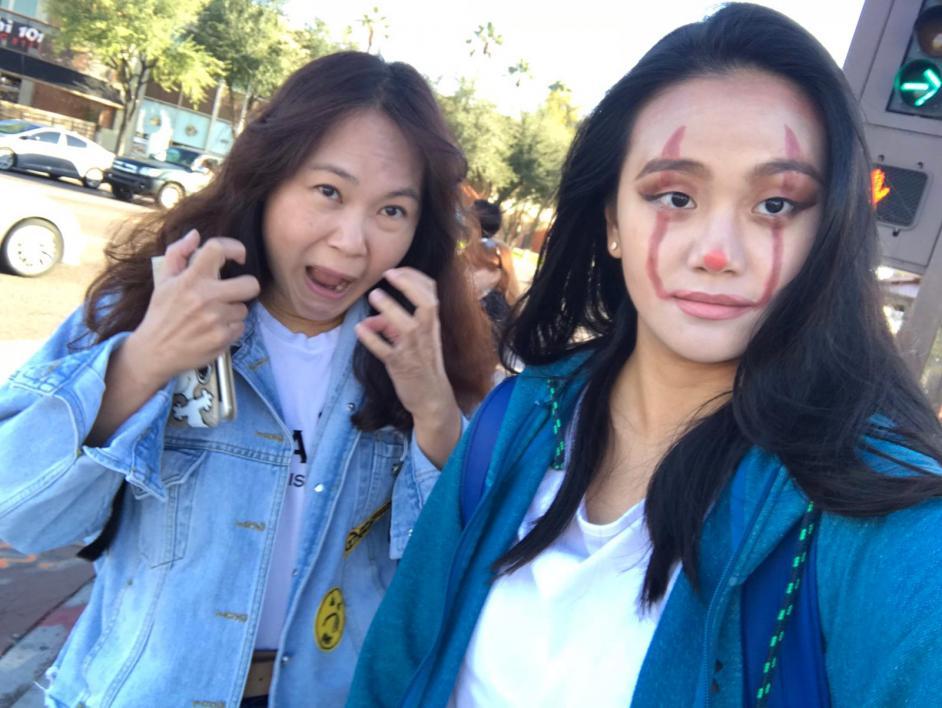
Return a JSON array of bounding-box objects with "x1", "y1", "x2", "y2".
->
[
  {"x1": 465, "y1": 200, "x2": 521, "y2": 338},
  {"x1": 349, "y1": 5, "x2": 942, "y2": 706},
  {"x1": 0, "y1": 52, "x2": 495, "y2": 706}
]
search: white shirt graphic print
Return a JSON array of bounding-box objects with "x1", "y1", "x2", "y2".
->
[{"x1": 254, "y1": 304, "x2": 340, "y2": 650}]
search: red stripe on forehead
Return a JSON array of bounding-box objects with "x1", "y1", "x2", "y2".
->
[
  {"x1": 784, "y1": 125, "x2": 802, "y2": 160},
  {"x1": 662, "y1": 126, "x2": 685, "y2": 159},
  {"x1": 783, "y1": 125, "x2": 803, "y2": 192}
]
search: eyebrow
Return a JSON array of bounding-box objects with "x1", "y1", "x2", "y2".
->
[
  {"x1": 635, "y1": 158, "x2": 708, "y2": 180},
  {"x1": 308, "y1": 162, "x2": 421, "y2": 202},
  {"x1": 635, "y1": 157, "x2": 824, "y2": 185},
  {"x1": 750, "y1": 159, "x2": 823, "y2": 184}
]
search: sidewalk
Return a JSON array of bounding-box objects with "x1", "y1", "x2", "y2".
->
[
  {"x1": 0, "y1": 581, "x2": 91, "y2": 707},
  {"x1": 0, "y1": 542, "x2": 93, "y2": 708}
]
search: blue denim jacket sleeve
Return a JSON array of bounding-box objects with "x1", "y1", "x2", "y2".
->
[
  {"x1": 0, "y1": 307, "x2": 174, "y2": 554},
  {"x1": 388, "y1": 416, "x2": 469, "y2": 559}
]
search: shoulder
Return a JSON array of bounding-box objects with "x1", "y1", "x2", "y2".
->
[{"x1": 817, "y1": 496, "x2": 942, "y2": 699}]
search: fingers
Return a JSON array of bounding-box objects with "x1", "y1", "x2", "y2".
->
[
  {"x1": 187, "y1": 237, "x2": 247, "y2": 278},
  {"x1": 383, "y1": 268, "x2": 438, "y2": 311},
  {"x1": 213, "y1": 274, "x2": 261, "y2": 304},
  {"x1": 366, "y1": 289, "x2": 412, "y2": 337},
  {"x1": 162, "y1": 229, "x2": 200, "y2": 278},
  {"x1": 355, "y1": 316, "x2": 395, "y2": 361}
]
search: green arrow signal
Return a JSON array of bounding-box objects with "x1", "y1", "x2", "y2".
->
[
  {"x1": 915, "y1": 69, "x2": 942, "y2": 107},
  {"x1": 896, "y1": 60, "x2": 942, "y2": 108}
]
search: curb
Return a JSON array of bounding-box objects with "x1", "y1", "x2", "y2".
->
[{"x1": 0, "y1": 581, "x2": 91, "y2": 708}]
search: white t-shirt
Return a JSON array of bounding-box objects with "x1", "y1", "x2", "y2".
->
[
  {"x1": 450, "y1": 468, "x2": 678, "y2": 707},
  {"x1": 254, "y1": 304, "x2": 340, "y2": 650}
]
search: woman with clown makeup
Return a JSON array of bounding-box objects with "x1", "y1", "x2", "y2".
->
[{"x1": 349, "y1": 4, "x2": 942, "y2": 706}]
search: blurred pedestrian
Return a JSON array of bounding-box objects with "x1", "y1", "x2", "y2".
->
[{"x1": 465, "y1": 200, "x2": 520, "y2": 338}]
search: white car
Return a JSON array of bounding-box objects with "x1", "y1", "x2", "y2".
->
[
  {"x1": 0, "y1": 119, "x2": 115, "y2": 189},
  {"x1": 0, "y1": 182, "x2": 85, "y2": 277}
]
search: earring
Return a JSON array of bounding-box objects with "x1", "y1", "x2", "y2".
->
[{"x1": 610, "y1": 241, "x2": 619, "y2": 252}]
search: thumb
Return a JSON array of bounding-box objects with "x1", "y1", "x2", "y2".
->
[{"x1": 161, "y1": 229, "x2": 201, "y2": 279}]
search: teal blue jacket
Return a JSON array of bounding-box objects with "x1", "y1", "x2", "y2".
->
[{"x1": 348, "y1": 352, "x2": 942, "y2": 707}]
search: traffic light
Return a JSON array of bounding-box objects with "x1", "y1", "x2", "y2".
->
[
  {"x1": 888, "y1": 5, "x2": 942, "y2": 116},
  {"x1": 844, "y1": 1, "x2": 942, "y2": 375}
]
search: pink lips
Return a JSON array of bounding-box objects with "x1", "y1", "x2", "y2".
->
[
  {"x1": 305, "y1": 265, "x2": 355, "y2": 302},
  {"x1": 671, "y1": 290, "x2": 756, "y2": 321}
]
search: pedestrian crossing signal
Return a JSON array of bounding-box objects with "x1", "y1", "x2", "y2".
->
[{"x1": 870, "y1": 165, "x2": 929, "y2": 229}]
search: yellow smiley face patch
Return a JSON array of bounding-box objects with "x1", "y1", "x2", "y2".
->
[{"x1": 314, "y1": 587, "x2": 345, "y2": 651}]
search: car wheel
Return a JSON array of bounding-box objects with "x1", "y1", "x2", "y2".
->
[
  {"x1": 0, "y1": 147, "x2": 15, "y2": 171},
  {"x1": 83, "y1": 167, "x2": 104, "y2": 189},
  {"x1": 112, "y1": 184, "x2": 134, "y2": 201},
  {"x1": 156, "y1": 182, "x2": 184, "y2": 209},
  {"x1": 1, "y1": 218, "x2": 64, "y2": 277}
]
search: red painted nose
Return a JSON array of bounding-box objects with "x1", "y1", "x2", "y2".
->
[{"x1": 704, "y1": 251, "x2": 728, "y2": 272}]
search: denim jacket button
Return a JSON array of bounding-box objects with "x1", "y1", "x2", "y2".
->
[{"x1": 281, "y1": 655, "x2": 290, "y2": 665}]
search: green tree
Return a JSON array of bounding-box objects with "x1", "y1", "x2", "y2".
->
[
  {"x1": 506, "y1": 58, "x2": 532, "y2": 88},
  {"x1": 466, "y1": 22, "x2": 503, "y2": 58},
  {"x1": 47, "y1": 0, "x2": 222, "y2": 151},
  {"x1": 500, "y1": 83, "x2": 579, "y2": 246},
  {"x1": 294, "y1": 18, "x2": 356, "y2": 61},
  {"x1": 437, "y1": 78, "x2": 515, "y2": 199},
  {"x1": 193, "y1": 0, "x2": 300, "y2": 134},
  {"x1": 358, "y1": 6, "x2": 389, "y2": 53}
]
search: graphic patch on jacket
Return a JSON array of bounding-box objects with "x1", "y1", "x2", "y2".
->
[{"x1": 315, "y1": 587, "x2": 345, "y2": 651}]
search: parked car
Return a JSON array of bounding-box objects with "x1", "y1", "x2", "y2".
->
[
  {"x1": 0, "y1": 182, "x2": 85, "y2": 277},
  {"x1": 105, "y1": 146, "x2": 220, "y2": 209},
  {"x1": 0, "y1": 119, "x2": 114, "y2": 189}
]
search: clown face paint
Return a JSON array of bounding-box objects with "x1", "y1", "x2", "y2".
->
[{"x1": 606, "y1": 69, "x2": 825, "y2": 364}]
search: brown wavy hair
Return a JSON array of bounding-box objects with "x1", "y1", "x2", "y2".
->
[{"x1": 84, "y1": 51, "x2": 496, "y2": 430}]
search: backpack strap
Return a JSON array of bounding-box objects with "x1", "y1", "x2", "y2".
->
[
  {"x1": 460, "y1": 376, "x2": 517, "y2": 527},
  {"x1": 733, "y1": 471, "x2": 830, "y2": 707}
]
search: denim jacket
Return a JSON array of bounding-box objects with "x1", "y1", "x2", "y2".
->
[{"x1": 0, "y1": 299, "x2": 439, "y2": 707}]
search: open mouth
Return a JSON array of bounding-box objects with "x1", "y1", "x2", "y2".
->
[{"x1": 306, "y1": 266, "x2": 355, "y2": 299}]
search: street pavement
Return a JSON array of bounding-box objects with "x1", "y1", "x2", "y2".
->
[{"x1": 0, "y1": 170, "x2": 151, "y2": 706}]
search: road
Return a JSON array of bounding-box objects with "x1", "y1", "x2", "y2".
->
[
  {"x1": 0, "y1": 170, "x2": 151, "y2": 374},
  {"x1": 0, "y1": 172, "x2": 153, "y2": 705}
]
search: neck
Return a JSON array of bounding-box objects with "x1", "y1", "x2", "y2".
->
[
  {"x1": 612, "y1": 329, "x2": 737, "y2": 444},
  {"x1": 259, "y1": 291, "x2": 344, "y2": 337}
]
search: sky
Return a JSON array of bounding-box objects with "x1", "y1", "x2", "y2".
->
[{"x1": 284, "y1": 0, "x2": 868, "y2": 117}]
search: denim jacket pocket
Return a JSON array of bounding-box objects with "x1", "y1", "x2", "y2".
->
[{"x1": 130, "y1": 447, "x2": 204, "y2": 568}]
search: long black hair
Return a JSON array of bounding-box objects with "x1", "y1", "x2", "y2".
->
[
  {"x1": 498, "y1": 3, "x2": 942, "y2": 603},
  {"x1": 85, "y1": 52, "x2": 496, "y2": 430}
]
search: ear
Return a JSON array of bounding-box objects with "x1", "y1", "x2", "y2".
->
[{"x1": 604, "y1": 202, "x2": 621, "y2": 258}]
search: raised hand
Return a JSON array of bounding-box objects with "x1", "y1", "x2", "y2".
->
[
  {"x1": 126, "y1": 230, "x2": 261, "y2": 389},
  {"x1": 88, "y1": 230, "x2": 260, "y2": 445},
  {"x1": 355, "y1": 267, "x2": 462, "y2": 468}
]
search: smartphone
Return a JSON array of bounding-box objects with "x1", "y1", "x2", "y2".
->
[{"x1": 151, "y1": 255, "x2": 237, "y2": 428}]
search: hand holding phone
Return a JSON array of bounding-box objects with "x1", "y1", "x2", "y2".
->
[
  {"x1": 123, "y1": 230, "x2": 259, "y2": 427},
  {"x1": 151, "y1": 253, "x2": 238, "y2": 427}
]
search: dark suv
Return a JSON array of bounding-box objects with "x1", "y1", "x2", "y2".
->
[{"x1": 106, "y1": 146, "x2": 220, "y2": 209}]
